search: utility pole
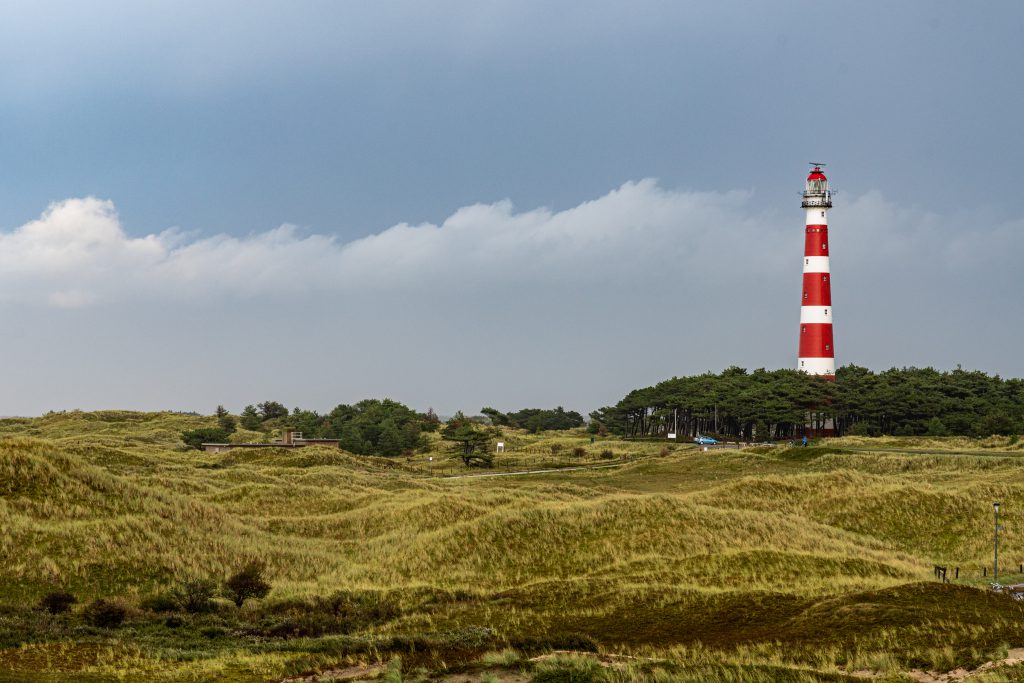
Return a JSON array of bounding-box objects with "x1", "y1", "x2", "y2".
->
[{"x1": 994, "y1": 501, "x2": 1001, "y2": 582}]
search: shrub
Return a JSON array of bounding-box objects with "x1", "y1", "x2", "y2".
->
[
  {"x1": 550, "y1": 444, "x2": 563, "y2": 455},
  {"x1": 172, "y1": 577, "x2": 218, "y2": 613},
  {"x1": 512, "y1": 633, "x2": 598, "y2": 653},
  {"x1": 253, "y1": 590, "x2": 401, "y2": 638},
  {"x1": 201, "y1": 625, "x2": 228, "y2": 639},
  {"x1": 39, "y1": 591, "x2": 76, "y2": 614},
  {"x1": 225, "y1": 561, "x2": 272, "y2": 607},
  {"x1": 848, "y1": 421, "x2": 881, "y2": 437},
  {"x1": 180, "y1": 427, "x2": 232, "y2": 450},
  {"x1": 83, "y1": 599, "x2": 127, "y2": 628},
  {"x1": 139, "y1": 592, "x2": 178, "y2": 613},
  {"x1": 599, "y1": 450, "x2": 614, "y2": 460},
  {"x1": 572, "y1": 447, "x2": 586, "y2": 458}
]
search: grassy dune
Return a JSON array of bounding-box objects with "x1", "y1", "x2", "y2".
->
[{"x1": 3, "y1": 412, "x2": 1024, "y2": 682}]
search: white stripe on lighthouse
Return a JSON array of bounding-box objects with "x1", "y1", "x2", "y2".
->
[
  {"x1": 805, "y1": 208, "x2": 828, "y2": 225},
  {"x1": 802, "y1": 256, "x2": 830, "y2": 273},
  {"x1": 798, "y1": 357, "x2": 835, "y2": 375},
  {"x1": 799, "y1": 306, "x2": 832, "y2": 324}
]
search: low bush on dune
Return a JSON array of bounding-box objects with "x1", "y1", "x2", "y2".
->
[
  {"x1": 171, "y1": 578, "x2": 218, "y2": 614},
  {"x1": 224, "y1": 560, "x2": 271, "y2": 607},
  {"x1": 82, "y1": 598, "x2": 128, "y2": 628},
  {"x1": 248, "y1": 590, "x2": 401, "y2": 638},
  {"x1": 38, "y1": 591, "x2": 76, "y2": 615}
]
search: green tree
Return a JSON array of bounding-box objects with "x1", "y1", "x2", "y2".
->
[
  {"x1": 323, "y1": 399, "x2": 427, "y2": 456},
  {"x1": 240, "y1": 405, "x2": 262, "y2": 431},
  {"x1": 224, "y1": 561, "x2": 271, "y2": 607},
  {"x1": 217, "y1": 413, "x2": 237, "y2": 434},
  {"x1": 481, "y1": 407, "x2": 510, "y2": 426},
  {"x1": 286, "y1": 407, "x2": 324, "y2": 438},
  {"x1": 441, "y1": 412, "x2": 494, "y2": 467},
  {"x1": 181, "y1": 427, "x2": 232, "y2": 450},
  {"x1": 257, "y1": 401, "x2": 289, "y2": 421}
]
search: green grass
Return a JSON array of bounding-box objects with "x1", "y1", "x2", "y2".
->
[{"x1": 2, "y1": 412, "x2": 1024, "y2": 681}]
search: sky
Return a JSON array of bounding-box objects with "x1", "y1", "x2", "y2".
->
[{"x1": 0, "y1": 1, "x2": 1022, "y2": 416}]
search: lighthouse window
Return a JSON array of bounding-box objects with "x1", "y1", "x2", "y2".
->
[
  {"x1": 802, "y1": 326, "x2": 806, "y2": 333},
  {"x1": 805, "y1": 259, "x2": 809, "y2": 265},
  {"x1": 822, "y1": 275, "x2": 828, "y2": 282},
  {"x1": 822, "y1": 243, "x2": 827, "y2": 250},
  {"x1": 803, "y1": 292, "x2": 808, "y2": 299},
  {"x1": 821, "y1": 211, "x2": 825, "y2": 218},
  {"x1": 824, "y1": 309, "x2": 828, "y2": 314},
  {"x1": 825, "y1": 344, "x2": 831, "y2": 351}
]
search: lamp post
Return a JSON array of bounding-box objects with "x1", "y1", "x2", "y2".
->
[{"x1": 994, "y1": 501, "x2": 1001, "y2": 583}]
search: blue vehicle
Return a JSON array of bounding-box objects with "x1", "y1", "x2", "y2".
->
[{"x1": 694, "y1": 435, "x2": 719, "y2": 445}]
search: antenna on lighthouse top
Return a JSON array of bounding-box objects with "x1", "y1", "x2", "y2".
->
[{"x1": 809, "y1": 161, "x2": 827, "y2": 168}]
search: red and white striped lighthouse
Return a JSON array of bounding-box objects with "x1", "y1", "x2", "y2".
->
[{"x1": 798, "y1": 164, "x2": 835, "y2": 380}]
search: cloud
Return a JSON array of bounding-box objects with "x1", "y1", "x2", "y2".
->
[
  {"x1": 0, "y1": 181, "x2": 768, "y2": 306},
  {"x1": 0, "y1": 181, "x2": 1020, "y2": 315}
]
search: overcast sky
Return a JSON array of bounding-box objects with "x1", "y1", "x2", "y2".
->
[{"x1": 1, "y1": 1, "x2": 1022, "y2": 416}]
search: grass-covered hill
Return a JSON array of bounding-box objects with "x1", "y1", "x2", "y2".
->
[{"x1": 3, "y1": 411, "x2": 1024, "y2": 682}]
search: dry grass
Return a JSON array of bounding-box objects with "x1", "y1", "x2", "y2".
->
[{"x1": 2, "y1": 412, "x2": 1024, "y2": 681}]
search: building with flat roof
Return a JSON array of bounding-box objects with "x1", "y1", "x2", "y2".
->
[{"x1": 202, "y1": 431, "x2": 340, "y2": 454}]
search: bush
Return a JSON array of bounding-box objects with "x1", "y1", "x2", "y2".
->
[
  {"x1": 180, "y1": 427, "x2": 232, "y2": 450},
  {"x1": 550, "y1": 444, "x2": 563, "y2": 455},
  {"x1": 225, "y1": 561, "x2": 272, "y2": 607},
  {"x1": 39, "y1": 591, "x2": 76, "y2": 614},
  {"x1": 139, "y1": 592, "x2": 178, "y2": 613},
  {"x1": 172, "y1": 577, "x2": 218, "y2": 613},
  {"x1": 599, "y1": 450, "x2": 614, "y2": 460},
  {"x1": 572, "y1": 447, "x2": 586, "y2": 458},
  {"x1": 512, "y1": 633, "x2": 598, "y2": 654},
  {"x1": 83, "y1": 599, "x2": 127, "y2": 628},
  {"x1": 848, "y1": 421, "x2": 880, "y2": 437},
  {"x1": 252, "y1": 590, "x2": 401, "y2": 638}
]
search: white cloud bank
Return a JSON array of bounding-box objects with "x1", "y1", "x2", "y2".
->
[
  {"x1": 2, "y1": 180, "x2": 1022, "y2": 312},
  {"x1": 0, "y1": 182, "x2": 762, "y2": 306},
  {"x1": 0, "y1": 181, "x2": 1020, "y2": 312},
  {"x1": 7, "y1": 182, "x2": 1024, "y2": 306}
]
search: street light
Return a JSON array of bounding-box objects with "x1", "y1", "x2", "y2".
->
[{"x1": 994, "y1": 501, "x2": 1001, "y2": 583}]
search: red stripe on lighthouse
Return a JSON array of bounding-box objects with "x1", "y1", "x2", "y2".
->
[
  {"x1": 798, "y1": 323, "x2": 834, "y2": 358},
  {"x1": 804, "y1": 227, "x2": 829, "y2": 257},
  {"x1": 801, "y1": 273, "x2": 832, "y2": 306}
]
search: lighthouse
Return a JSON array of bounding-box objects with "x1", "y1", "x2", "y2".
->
[{"x1": 798, "y1": 164, "x2": 835, "y2": 380}]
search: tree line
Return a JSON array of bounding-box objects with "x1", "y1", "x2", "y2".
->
[
  {"x1": 181, "y1": 401, "x2": 584, "y2": 462},
  {"x1": 588, "y1": 366, "x2": 1024, "y2": 440}
]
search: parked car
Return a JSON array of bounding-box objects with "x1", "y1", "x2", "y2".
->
[{"x1": 694, "y1": 435, "x2": 719, "y2": 445}]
